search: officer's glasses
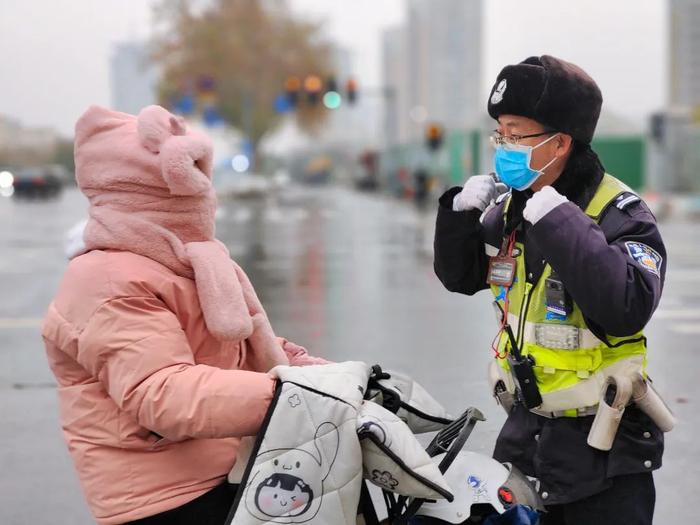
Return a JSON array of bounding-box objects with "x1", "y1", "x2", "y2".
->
[{"x1": 489, "y1": 130, "x2": 556, "y2": 148}]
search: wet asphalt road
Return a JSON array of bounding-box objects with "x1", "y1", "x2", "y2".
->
[{"x1": 0, "y1": 185, "x2": 698, "y2": 524}]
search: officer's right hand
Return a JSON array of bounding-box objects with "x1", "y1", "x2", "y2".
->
[{"x1": 452, "y1": 175, "x2": 507, "y2": 212}]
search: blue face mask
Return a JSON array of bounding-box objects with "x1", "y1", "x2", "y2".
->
[{"x1": 494, "y1": 133, "x2": 559, "y2": 191}]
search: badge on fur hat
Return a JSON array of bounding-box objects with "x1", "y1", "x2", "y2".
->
[{"x1": 491, "y1": 79, "x2": 507, "y2": 105}]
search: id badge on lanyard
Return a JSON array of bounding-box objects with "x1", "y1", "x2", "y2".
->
[{"x1": 487, "y1": 236, "x2": 516, "y2": 287}]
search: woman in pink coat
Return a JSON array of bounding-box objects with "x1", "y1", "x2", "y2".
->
[{"x1": 42, "y1": 105, "x2": 324, "y2": 525}]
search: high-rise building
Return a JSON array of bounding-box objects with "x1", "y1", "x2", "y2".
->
[
  {"x1": 669, "y1": 0, "x2": 700, "y2": 108},
  {"x1": 383, "y1": 0, "x2": 482, "y2": 144},
  {"x1": 110, "y1": 42, "x2": 159, "y2": 114}
]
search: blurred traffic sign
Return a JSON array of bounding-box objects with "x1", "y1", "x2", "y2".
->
[
  {"x1": 172, "y1": 94, "x2": 195, "y2": 115},
  {"x1": 274, "y1": 93, "x2": 293, "y2": 113},
  {"x1": 202, "y1": 105, "x2": 225, "y2": 127},
  {"x1": 197, "y1": 75, "x2": 216, "y2": 93}
]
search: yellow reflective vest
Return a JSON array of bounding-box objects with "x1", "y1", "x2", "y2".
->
[{"x1": 491, "y1": 174, "x2": 647, "y2": 416}]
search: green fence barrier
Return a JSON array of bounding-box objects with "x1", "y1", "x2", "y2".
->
[
  {"x1": 445, "y1": 130, "x2": 481, "y2": 186},
  {"x1": 379, "y1": 133, "x2": 646, "y2": 193},
  {"x1": 590, "y1": 136, "x2": 645, "y2": 191}
]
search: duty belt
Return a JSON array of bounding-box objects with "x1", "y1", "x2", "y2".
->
[{"x1": 529, "y1": 404, "x2": 599, "y2": 419}]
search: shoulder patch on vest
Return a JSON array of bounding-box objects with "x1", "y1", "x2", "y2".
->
[
  {"x1": 615, "y1": 193, "x2": 641, "y2": 210},
  {"x1": 625, "y1": 241, "x2": 662, "y2": 277}
]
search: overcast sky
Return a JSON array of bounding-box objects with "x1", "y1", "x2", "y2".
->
[{"x1": 0, "y1": 0, "x2": 667, "y2": 136}]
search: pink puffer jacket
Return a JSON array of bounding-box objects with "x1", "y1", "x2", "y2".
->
[{"x1": 42, "y1": 105, "x2": 326, "y2": 524}]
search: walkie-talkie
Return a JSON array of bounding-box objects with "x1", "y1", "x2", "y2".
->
[{"x1": 504, "y1": 324, "x2": 543, "y2": 409}]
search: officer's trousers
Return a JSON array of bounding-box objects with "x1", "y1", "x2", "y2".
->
[{"x1": 541, "y1": 472, "x2": 655, "y2": 525}]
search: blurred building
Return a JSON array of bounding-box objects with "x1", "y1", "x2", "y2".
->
[
  {"x1": 670, "y1": 0, "x2": 700, "y2": 109},
  {"x1": 0, "y1": 116, "x2": 59, "y2": 153},
  {"x1": 0, "y1": 115, "x2": 63, "y2": 167},
  {"x1": 382, "y1": 27, "x2": 410, "y2": 146},
  {"x1": 110, "y1": 42, "x2": 158, "y2": 115},
  {"x1": 648, "y1": 0, "x2": 700, "y2": 193},
  {"x1": 383, "y1": 0, "x2": 482, "y2": 145}
]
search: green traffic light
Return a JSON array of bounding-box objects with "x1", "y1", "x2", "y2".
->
[{"x1": 323, "y1": 91, "x2": 342, "y2": 109}]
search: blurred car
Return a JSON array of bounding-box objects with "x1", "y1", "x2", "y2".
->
[
  {"x1": 0, "y1": 168, "x2": 15, "y2": 197},
  {"x1": 304, "y1": 155, "x2": 333, "y2": 185},
  {"x1": 10, "y1": 165, "x2": 69, "y2": 199}
]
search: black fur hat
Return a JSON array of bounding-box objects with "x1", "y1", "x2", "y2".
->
[{"x1": 487, "y1": 55, "x2": 602, "y2": 144}]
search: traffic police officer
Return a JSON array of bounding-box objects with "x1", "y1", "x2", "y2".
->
[{"x1": 433, "y1": 55, "x2": 666, "y2": 524}]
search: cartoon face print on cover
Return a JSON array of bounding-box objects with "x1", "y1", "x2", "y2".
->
[
  {"x1": 244, "y1": 422, "x2": 339, "y2": 523},
  {"x1": 255, "y1": 473, "x2": 313, "y2": 517}
]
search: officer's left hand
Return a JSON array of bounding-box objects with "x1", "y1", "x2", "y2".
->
[{"x1": 523, "y1": 186, "x2": 569, "y2": 224}]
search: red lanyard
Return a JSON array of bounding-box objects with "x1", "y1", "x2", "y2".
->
[{"x1": 491, "y1": 231, "x2": 517, "y2": 359}]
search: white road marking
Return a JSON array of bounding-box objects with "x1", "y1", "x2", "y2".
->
[
  {"x1": 232, "y1": 208, "x2": 252, "y2": 223},
  {"x1": 669, "y1": 323, "x2": 700, "y2": 335},
  {"x1": 658, "y1": 297, "x2": 684, "y2": 308},
  {"x1": 654, "y1": 308, "x2": 700, "y2": 320},
  {"x1": 667, "y1": 269, "x2": 700, "y2": 283}
]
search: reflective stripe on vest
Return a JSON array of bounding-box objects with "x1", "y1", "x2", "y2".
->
[{"x1": 490, "y1": 174, "x2": 647, "y2": 414}]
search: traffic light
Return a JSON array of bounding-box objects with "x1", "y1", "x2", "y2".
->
[
  {"x1": 304, "y1": 75, "x2": 323, "y2": 106},
  {"x1": 346, "y1": 78, "x2": 358, "y2": 105},
  {"x1": 284, "y1": 75, "x2": 359, "y2": 109},
  {"x1": 284, "y1": 76, "x2": 301, "y2": 107},
  {"x1": 323, "y1": 76, "x2": 342, "y2": 110},
  {"x1": 426, "y1": 123, "x2": 444, "y2": 151},
  {"x1": 326, "y1": 77, "x2": 338, "y2": 93},
  {"x1": 650, "y1": 112, "x2": 665, "y2": 145}
]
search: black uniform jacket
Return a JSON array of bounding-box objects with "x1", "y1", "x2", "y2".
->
[{"x1": 433, "y1": 144, "x2": 666, "y2": 505}]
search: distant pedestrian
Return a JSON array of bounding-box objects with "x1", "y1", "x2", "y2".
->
[{"x1": 414, "y1": 167, "x2": 429, "y2": 207}]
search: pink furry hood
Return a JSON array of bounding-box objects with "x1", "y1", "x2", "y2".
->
[{"x1": 74, "y1": 105, "x2": 287, "y2": 369}]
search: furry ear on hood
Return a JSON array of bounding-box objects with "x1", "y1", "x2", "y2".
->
[
  {"x1": 137, "y1": 105, "x2": 186, "y2": 153},
  {"x1": 159, "y1": 131, "x2": 213, "y2": 196},
  {"x1": 137, "y1": 105, "x2": 213, "y2": 196}
]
